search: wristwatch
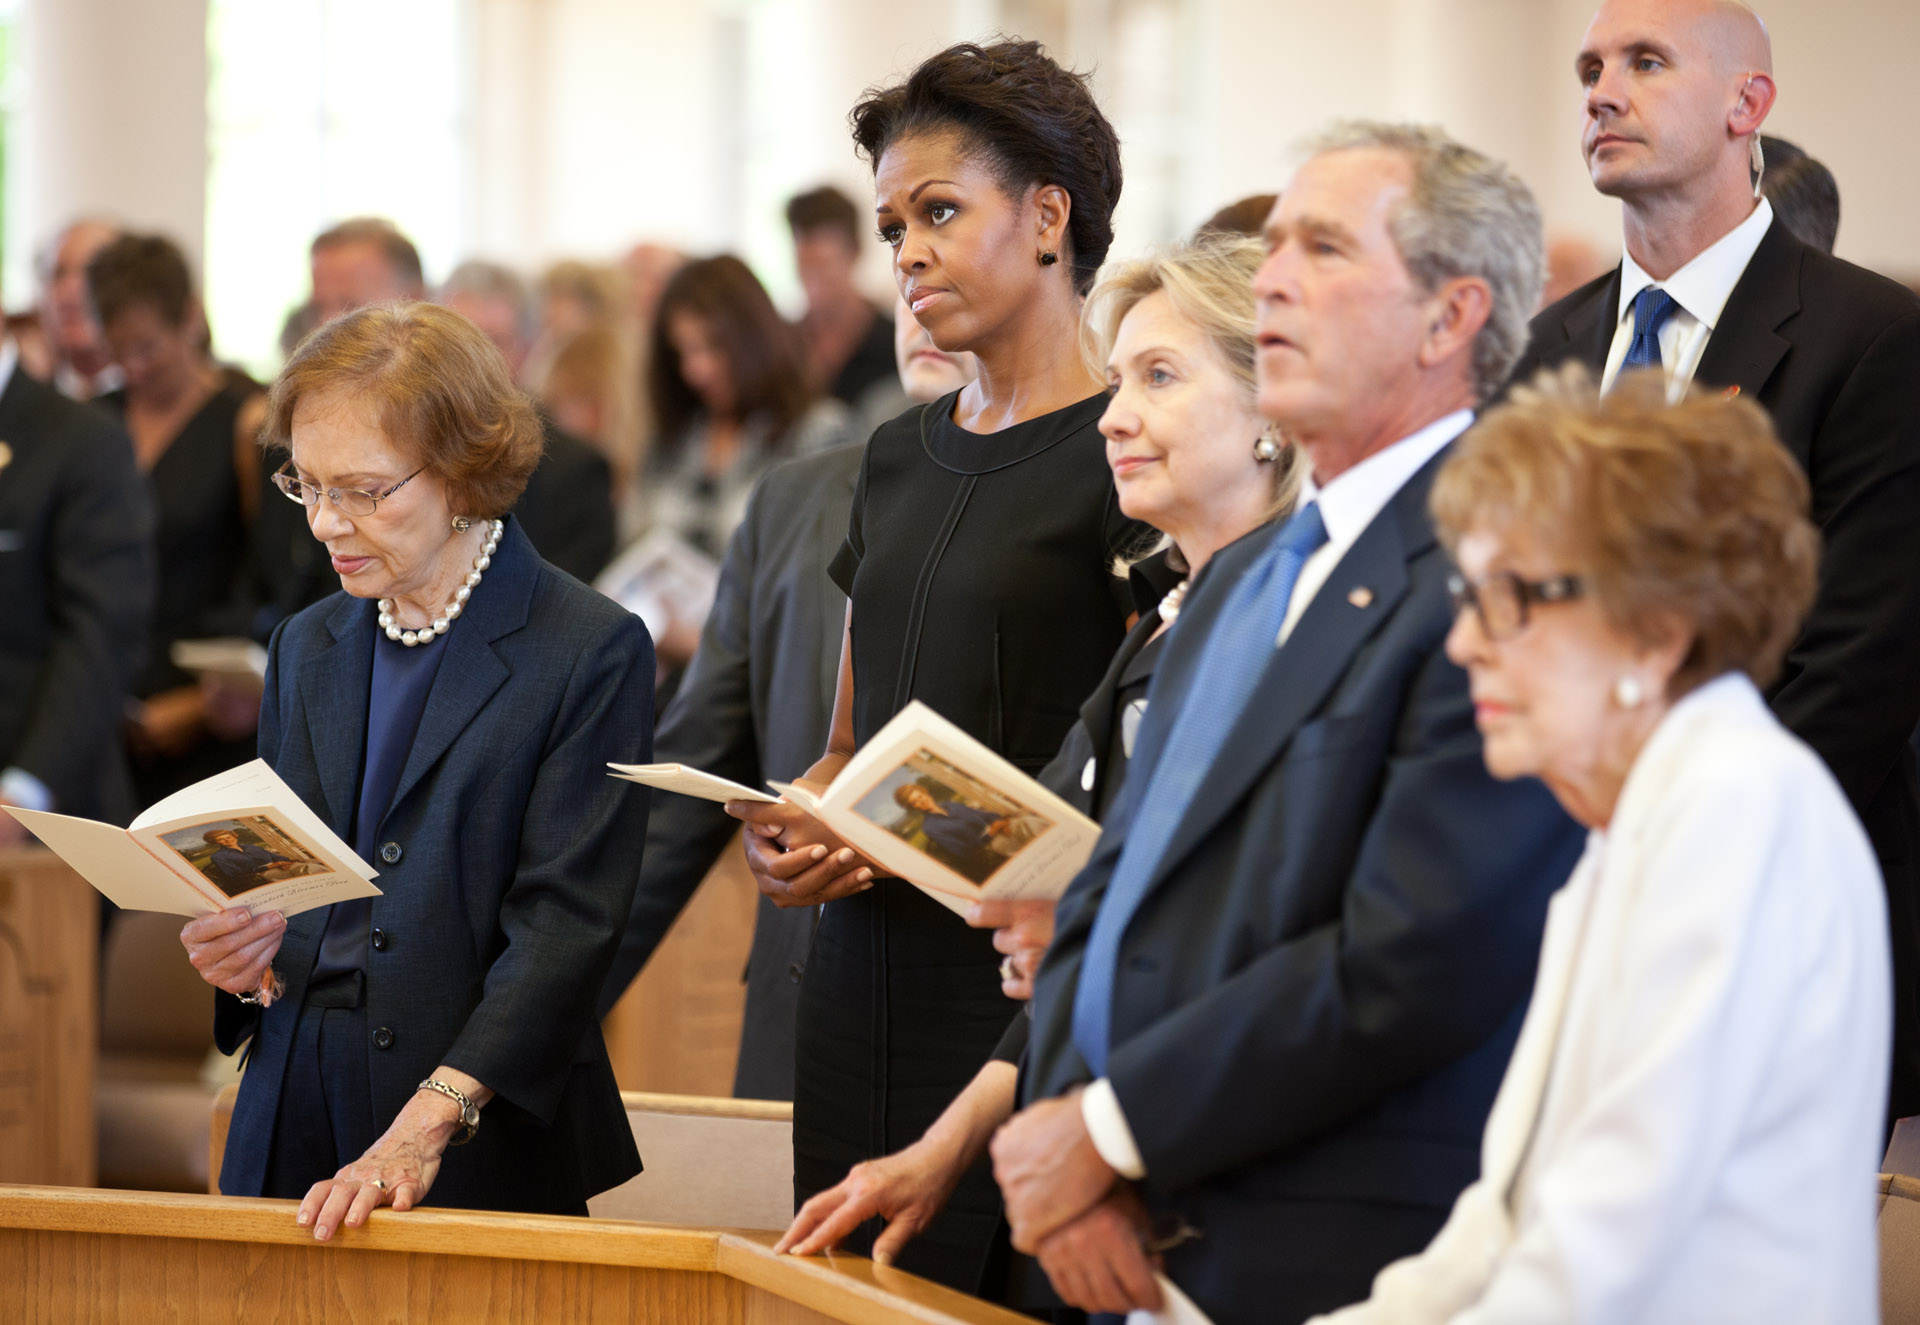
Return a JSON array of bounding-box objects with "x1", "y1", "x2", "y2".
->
[{"x1": 417, "y1": 1078, "x2": 480, "y2": 1146}]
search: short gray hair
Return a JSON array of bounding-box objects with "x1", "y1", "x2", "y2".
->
[
  {"x1": 1302, "y1": 121, "x2": 1544, "y2": 401},
  {"x1": 439, "y1": 259, "x2": 536, "y2": 343}
]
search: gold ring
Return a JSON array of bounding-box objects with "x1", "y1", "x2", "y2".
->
[
  {"x1": 368, "y1": 1178, "x2": 388, "y2": 1191},
  {"x1": 999, "y1": 956, "x2": 1017, "y2": 983}
]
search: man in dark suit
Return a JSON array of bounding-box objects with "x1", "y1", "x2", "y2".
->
[
  {"x1": 0, "y1": 335, "x2": 154, "y2": 839},
  {"x1": 1511, "y1": 0, "x2": 1920, "y2": 1121},
  {"x1": 987, "y1": 124, "x2": 1586, "y2": 1325},
  {"x1": 597, "y1": 442, "x2": 859, "y2": 1099}
]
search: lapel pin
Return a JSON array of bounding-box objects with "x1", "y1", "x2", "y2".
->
[
  {"x1": 1722, "y1": 385, "x2": 1741, "y2": 400},
  {"x1": 1348, "y1": 586, "x2": 1374, "y2": 609}
]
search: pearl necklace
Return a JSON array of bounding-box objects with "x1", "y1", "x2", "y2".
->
[
  {"x1": 378, "y1": 519, "x2": 503, "y2": 646},
  {"x1": 1157, "y1": 578, "x2": 1192, "y2": 624}
]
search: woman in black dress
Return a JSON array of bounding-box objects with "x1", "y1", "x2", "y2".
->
[
  {"x1": 729, "y1": 41, "x2": 1138, "y2": 1293},
  {"x1": 87, "y1": 233, "x2": 267, "y2": 803},
  {"x1": 769, "y1": 236, "x2": 1298, "y2": 1306}
]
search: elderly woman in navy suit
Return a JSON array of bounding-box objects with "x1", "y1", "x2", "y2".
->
[{"x1": 179, "y1": 303, "x2": 654, "y2": 1239}]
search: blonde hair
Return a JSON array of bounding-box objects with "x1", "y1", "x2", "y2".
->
[
  {"x1": 542, "y1": 326, "x2": 643, "y2": 490},
  {"x1": 1432, "y1": 364, "x2": 1818, "y2": 695},
  {"x1": 1079, "y1": 232, "x2": 1299, "y2": 523},
  {"x1": 267, "y1": 302, "x2": 542, "y2": 519}
]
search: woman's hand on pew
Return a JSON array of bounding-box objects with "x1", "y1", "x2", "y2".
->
[
  {"x1": 180, "y1": 908, "x2": 286, "y2": 999},
  {"x1": 298, "y1": 1066, "x2": 493, "y2": 1240},
  {"x1": 775, "y1": 1136, "x2": 966, "y2": 1266}
]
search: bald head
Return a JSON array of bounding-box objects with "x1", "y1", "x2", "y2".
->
[{"x1": 1577, "y1": 0, "x2": 1777, "y2": 227}]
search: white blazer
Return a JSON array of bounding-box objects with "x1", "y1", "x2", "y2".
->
[{"x1": 1314, "y1": 673, "x2": 1890, "y2": 1324}]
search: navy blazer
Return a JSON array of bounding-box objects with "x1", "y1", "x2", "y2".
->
[
  {"x1": 217, "y1": 519, "x2": 654, "y2": 1213},
  {"x1": 1024, "y1": 448, "x2": 1584, "y2": 1325}
]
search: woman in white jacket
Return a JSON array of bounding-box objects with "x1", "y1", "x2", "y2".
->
[{"x1": 1316, "y1": 365, "x2": 1891, "y2": 1325}]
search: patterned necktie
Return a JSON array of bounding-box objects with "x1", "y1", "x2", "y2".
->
[
  {"x1": 1070, "y1": 501, "x2": 1329, "y2": 1077},
  {"x1": 1620, "y1": 286, "x2": 1678, "y2": 373}
]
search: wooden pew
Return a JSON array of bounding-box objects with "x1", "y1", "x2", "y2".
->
[
  {"x1": 0, "y1": 1184, "x2": 1035, "y2": 1325},
  {"x1": 212, "y1": 1086, "x2": 796, "y2": 1231},
  {"x1": 0, "y1": 846, "x2": 97, "y2": 1188}
]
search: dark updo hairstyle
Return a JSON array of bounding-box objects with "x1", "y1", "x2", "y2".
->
[
  {"x1": 86, "y1": 232, "x2": 197, "y2": 329},
  {"x1": 850, "y1": 40, "x2": 1122, "y2": 296}
]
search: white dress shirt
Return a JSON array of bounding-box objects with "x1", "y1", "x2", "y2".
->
[
  {"x1": 1313, "y1": 674, "x2": 1890, "y2": 1324},
  {"x1": 1080, "y1": 409, "x2": 1474, "y2": 1179},
  {"x1": 1599, "y1": 199, "x2": 1773, "y2": 400},
  {"x1": 0, "y1": 336, "x2": 56, "y2": 816}
]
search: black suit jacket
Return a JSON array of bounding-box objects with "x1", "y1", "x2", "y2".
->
[
  {"x1": 1513, "y1": 217, "x2": 1920, "y2": 1113},
  {"x1": 597, "y1": 444, "x2": 860, "y2": 1100},
  {"x1": 1024, "y1": 449, "x2": 1584, "y2": 1325},
  {"x1": 217, "y1": 520, "x2": 653, "y2": 1212},
  {"x1": 0, "y1": 367, "x2": 153, "y2": 822}
]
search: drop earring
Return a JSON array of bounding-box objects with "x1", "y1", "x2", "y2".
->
[
  {"x1": 1612, "y1": 675, "x2": 1645, "y2": 709},
  {"x1": 452, "y1": 515, "x2": 473, "y2": 533}
]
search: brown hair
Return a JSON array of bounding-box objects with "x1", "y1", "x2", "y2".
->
[
  {"x1": 1432, "y1": 364, "x2": 1819, "y2": 696},
  {"x1": 850, "y1": 40, "x2": 1122, "y2": 297},
  {"x1": 786, "y1": 185, "x2": 862, "y2": 249},
  {"x1": 311, "y1": 218, "x2": 424, "y2": 291},
  {"x1": 646, "y1": 255, "x2": 812, "y2": 446},
  {"x1": 543, "y1": 325, "x2": 643, "y2": 489},
  {"x1": 86, "y1": 232, "x2": 196, "y2": 328},
  {"x1": 265, "y1": 302, "x2": 543, "y2": 519}
]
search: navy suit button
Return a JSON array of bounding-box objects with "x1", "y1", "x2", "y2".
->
[
  {"x1": 379, "y1": 841, "x2": 402, "y2": 865},
  {"x1": 370, "y1": 928, "x2": 388, "y2": 952},
  {"x1": 787, "y1": 961, "x2": 805, "y2": 984},
  {"x1": 373, "y1": 1027, "x2": 395, "y2": 1050},
  {"x1": 1126, "y1": 955, "x2": 1159, "y2": 973}
]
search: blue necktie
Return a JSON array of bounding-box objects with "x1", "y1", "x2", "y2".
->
[
  {"x1": 1070, "y1": 502, "x2": 1329, "y2": 1076},
  {"x1": 1620, "y1": 286, "x2": 1678, "y2": 373}
]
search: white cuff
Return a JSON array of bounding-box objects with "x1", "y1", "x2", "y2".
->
[
  {"x1": 0, "y1": 767, "x2": 54, "y2": 813},
  {"x1": 1080, "y1": 1077, "x2": 1147, "y2": 1180}
]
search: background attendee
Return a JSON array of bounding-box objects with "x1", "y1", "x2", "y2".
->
[
  {"x1": 525, "y1": 258, "x2": 625, "y2": 388},
  {"x1": 1317, "y1": 367, "x2": 1887, "y2": 1325},
  {"x1": 308, "y1": 217, "x2": 425, "y2": 324},
  {"x1": 787, "y1": 185, "x2": 900, "y2": 415},
  {"x1": 1758, "y1": 133, "x2": 1841, "y2": 254},
  {"x1": 26, "y1": 218, "x2": 125, "y2": 399},
  {"x1": 1541, "y1": 231, "x2": 1612, "y2": 306},
  {"x1": 87, "y1": 232, "x2": 268, "y2": 804},
  {"x1": 0, "y1": 305, "x2": 155, "y2": 841},
  {"x1": 777, "y1": 234, "x2": 1296, "y2": 1274},
  {"x1": 1194, "y1": 193, "x2": 1278, "y2": 239},
  {"x1": 624, "y1": 254, "x2": 847, "y2": 673},
  {"x1": 438, "y1": 260, "x2": 540, "y2": 381},
  {"x1": 540, "y1": 326, "x2": 645, "y2": 542},
  {"x1": 597, "y1": 293, "x2": 976, "y2": 1097},
  {"x1": 994, "y1": 124, "x2": 1584, "y2": 1323},
  {"x1": 1513, "y1": 0, "x2": 1920, "y2": 1123},
  {"x1": 180, "y1": 302, "x2": 653, "y2": 1232}
]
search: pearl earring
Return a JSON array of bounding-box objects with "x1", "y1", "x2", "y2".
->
[
  {"x1": 1253, "y1": 428, "x2": 1283, "y2": 463},
  {"x1": 1612, "y1": 675, "x2": 1645, "y2": 709},
  {"x1": 452, "y1": 515, "x2": 473, "y2": 532}
]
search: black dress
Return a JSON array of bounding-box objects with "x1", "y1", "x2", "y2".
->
[
  {"x1": 106, "y1": 381, "x2": 261, "y2": 803},
  {"x1": 809, "y1": 391, "x2": 1142, "y2": 1293}
]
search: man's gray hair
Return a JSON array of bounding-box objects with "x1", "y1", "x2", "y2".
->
[
  {"x1": 439, "y1": 259, "x2": 537, "y2": 343},
  {"x1": 1303, "y1": 121, "x2": 1544, "y2": 401}
]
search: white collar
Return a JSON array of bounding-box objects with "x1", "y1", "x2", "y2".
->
[
  {"x1": 1616, "y1": 198, "x2": 1774, "y2": 334},
  {"x1": 1300, "y1": 408, "x2": 1474, "y2": 547},
  {"x1": 0, "y1": 337, "x2": 17, "y2": 399}
]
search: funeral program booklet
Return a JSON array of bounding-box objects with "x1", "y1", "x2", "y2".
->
[
  {"x1": 4, "y1": 759, "x2": 381, "y2": 918},
  {"x1": 611, "y1": 700, "x2": 1100, "y2": 916}
]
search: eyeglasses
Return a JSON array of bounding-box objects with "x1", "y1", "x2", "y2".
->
[
  {"x1": 1446, "y1": 570, "x2": 1584, "y2": 641},
  {"x1": 272, "y1": 465, "x2": 423, "y2": 517}
]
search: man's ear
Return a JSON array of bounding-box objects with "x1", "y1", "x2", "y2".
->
[
  {"x1": 1417, "y1": 277, "x2": 1492, "y2": 374},
  {"x1": 1730, "y1": 72, "x2": 1776, "y2": 137}
]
